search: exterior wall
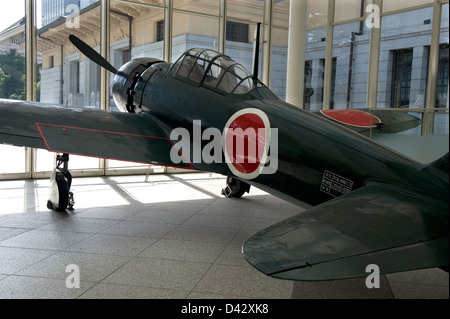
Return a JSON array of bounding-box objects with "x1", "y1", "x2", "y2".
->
[
  {"x1": 303, "y1": 7, "x2": 448, "y2": 109},
  {"x1": 36, "y1": 2, "x2": 449, "y2": 111},
  {"x1": 40, "y1": 66, "x2": 62, "y2": 104}
]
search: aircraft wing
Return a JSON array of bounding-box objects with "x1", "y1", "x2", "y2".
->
[
  {"x1": 0, "y1": 99, "x2": 193, "y2": 169},
  {"x1": 243, "y1": 182, "x2": 448, "y2": 281},
  {"x1": 313, "y1": 109, "x2": 421, "y2": 136}
]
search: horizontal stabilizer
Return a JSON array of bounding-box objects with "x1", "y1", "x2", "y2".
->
[{"x1": 314, "y1": 109, "x2": 421, "y2": 136}]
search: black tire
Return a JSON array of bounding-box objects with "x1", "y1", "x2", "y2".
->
[
  {"x1": 226, "y1": 176, "x2": 248, "y2": 198},
  {"x1": 54, "y1": 175, "x2": 70, "y2": 211}
]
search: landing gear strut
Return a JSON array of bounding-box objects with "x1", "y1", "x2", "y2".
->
[
  {"x1": 221, "y1": 176, "x2": 251, "y2": 198},
  {"x1": 47, "y1": 153, "x2": 74, "y2": 211}
]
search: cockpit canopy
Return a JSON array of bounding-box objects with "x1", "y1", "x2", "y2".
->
[{"x1": 169, "y1": 48, "x2": 258, "y2": 95}]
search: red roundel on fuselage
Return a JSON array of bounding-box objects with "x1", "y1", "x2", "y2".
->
[
  {"x1": 320, "y1": 109, "x2": 381, "y2": 128},
  {"x1": 224, "y1": 113, "x2": 266, "y2": 175}
]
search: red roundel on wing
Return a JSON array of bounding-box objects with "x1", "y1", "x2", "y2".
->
[
  {"x1": 225, "y1": 113, "x2": 266, "y2": 175},
  {"x1": 320, "y1": 109, "x2": 381, "y2": 128}
]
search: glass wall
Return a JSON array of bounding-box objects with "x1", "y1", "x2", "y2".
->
[
  {"x1": 377, "y1": 7, "x2": 433, "y2": 108},
  {"x1": 332, "y1": 13, "x2": 371, "y2": 110},
  {"x1": 225, "y1": 0, "x2": 264, "y2": 78},
  {"x1": 0, "y1": 0, "x2": 449, "y2": 180},
  {"x1": 300, "y1": 0, "x2": 448, "y2": 141},
  {"x1": 0, "y1": 2, "x2": 26, "y2": 176},
  {"x1": 35, "y1": 0, "x2": 101, "y2": 176},
  {"x1": 434, "y1": 2, "x2": 449, "y2": 135},
  {"x1": 106, "y1": 1, "x2": 165, "y2": 171}
]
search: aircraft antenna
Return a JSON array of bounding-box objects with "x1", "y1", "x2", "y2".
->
[{"x1": 253, "y1": 22, "x2": 261, "y2": 81}]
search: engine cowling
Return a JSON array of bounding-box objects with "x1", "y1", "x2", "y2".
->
[{"x1": 112, "y1": 58, "x2": 162, "y2": 113}]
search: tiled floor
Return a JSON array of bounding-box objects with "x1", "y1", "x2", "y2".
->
[{"x1": 0, "y1": 173, "x2": 448, "y2": 299}]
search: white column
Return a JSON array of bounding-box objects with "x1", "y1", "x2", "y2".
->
[
  {"x1": 26, "y1": 0, "x2": 37, "y2": 102},
  {"x1": 322, "y1": 0, "x2": 335, "y2": 110},
  {"x1": 423, "y1": 1, "x2": 442, "y2": 135},
  {"x1": 262, "y1": 0, "x2": 274, "y2": 86},
  {"x1": 366, "y1": 0, "x2": 383, "y2": 109},
  {"x1": 218, "y1": 0, "x2": 226, "y2": 54},
  {"x1": 25, "y1": 0, "x2": 37, "y2": 177},
  {"x1": 164, "y1": 0, "x2": 173, "y2": 62},
  {"x1": 100, "y1": 0, "x2": 110, "y2": 174},
  {"x1": 286, "y1": 0, "x2": 308, "y2": 108},
  {"x1": 100, "y1": 0, "x2": 110, "y2": 111}
]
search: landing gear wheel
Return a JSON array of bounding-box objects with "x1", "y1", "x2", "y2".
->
[
  {"x1": 48, "y1": 173, "x2": 70, "y2": 211},
  {"x1": 221, "y1": 176, "x2": 251, "y2": 198},
  {"x1": 47, "y1": 154, "x2": 74, "y2": 212}
]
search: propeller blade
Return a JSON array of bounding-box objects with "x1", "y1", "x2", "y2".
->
[{"x1": 69, "y1": 35, "x2": 118, "y2": 74}]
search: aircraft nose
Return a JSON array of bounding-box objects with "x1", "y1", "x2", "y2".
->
[{"x1": 112, "y1": 58, "x2": 162, "y2": 113}]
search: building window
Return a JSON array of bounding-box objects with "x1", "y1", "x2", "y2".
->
[
  {"x1": 226, "y1": 21, "x2": 249, "y2": 44},
  {"x1": 391, "y1": 49, "x2": 413, "y2": 108},
  {"x1": 156, "y1": 20, "x2": 164, "y2": 42},
  {"x1": 122, "y1": 49, "x2": 131, "y2": 63},
  {"x1": 69, "y1": 60, "x2": 80, "y2": 94},
  {"x1": 437, "y1": 43, "x2": 449, "y2": 108}
]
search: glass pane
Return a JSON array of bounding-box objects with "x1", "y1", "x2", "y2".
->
[
  {"x1": 434, "y1": 112, "x2": 449, "y2": 135},
  {"x1": 272, "y1": 1, "x2": 290, "y2": 100},
  {"x1": 114, "y1": 1, "x2": 164, "y2": 61},
  {"x1": 36, "y1": 0, "x2": 101, "y2": 172},
  {"x1": 109, "y1": 1, "x2": 164, "y2": 169},
  {"x1": 172, "y1": 12, "x2": 218, "y2": 61},
  {"x1": 273, "y1": 0, "x2": 290, "y2": 29},
  {"x1": 305, "y1": 28, "x2": 326, "y2": 110},
  {"x1": 0, "y1": 1, "x2": 26, "y2": 175},
  {"x1": 226, "y1": 0, "x2": 263, "y2": 76},
  {"x1": 334, "y1": 0, "x2": 364, "y2": 23},
  {"x1": 270, "y1": 26, "x2": 288, "y2": 101},
  {"x1": 370, "y1": 110, "x2": 448, "y2": 164},
  {"x1": 434, "y1": 3, "x2": 449, "y2": 135},
  {"x1": 332, "y1": 22, "x2": 370, "y2": 109},
  {"x1": 109, "y1": 1, "x2": 164, "y2": 109},
  {"x1": 225, "y1": 20, "x2": 260, "y2": 77},
  {"x1": 174, "y1": 0, "x2": 219, "y2": 16},
  {"x1": 307, "y1": 0, "x2": 328, "y2": 29},
  {"x1": 437, "y1": 3, "x2": 449, "y2": 109},
  {"x1": 227, "y1": 0, "x2": 264, "y2": 23},
  {"x1": 125, "y1": 0, "x2": 165, "y2": 6},
  {"x1": 369, "y1": 110, "x2": 420, "y2": 161},
  {"x1": 382, "y1": 0, "x2": 433, "y2": 13},
  {"x1": 377, "y1": 7, "x2": 433, "y2": 108},
  {"x1": 0, "y1": 146, "x2": 26, "y2": 174}
]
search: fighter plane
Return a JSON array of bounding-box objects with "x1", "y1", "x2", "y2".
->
[{"x1": 0, "y1": 34, "x2": 447, "y2": 281}]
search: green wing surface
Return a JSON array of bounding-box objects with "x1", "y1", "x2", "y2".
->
[
  {"x1": 243, "y1": 182, "x2": 449, "y2": 281},
  {"x1": 0, "y1": 99, "x2": 193, "y2": 169}
]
